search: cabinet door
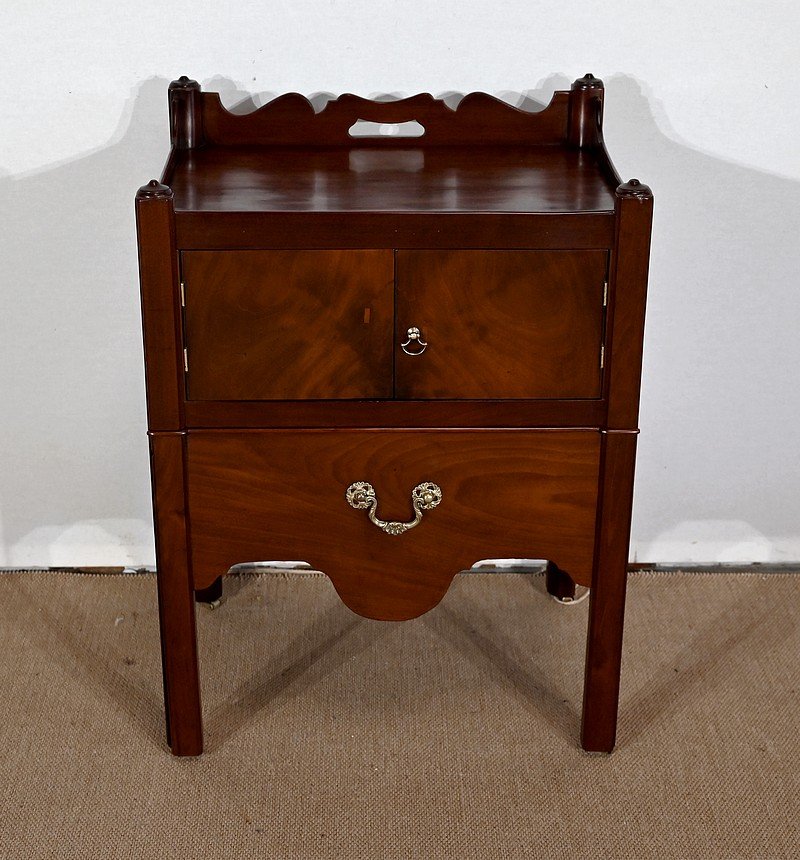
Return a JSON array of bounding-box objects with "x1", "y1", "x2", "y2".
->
[
  {"x1": 183, "y1": 250, "x2": 394, "y2": 400},
  {"x1": 395, "y1": 250, "x2": 607, "y2": 399}
]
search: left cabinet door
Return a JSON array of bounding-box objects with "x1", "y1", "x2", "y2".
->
[{"x1": 182, "y1": 250, "x2": 394, "y2": 400}]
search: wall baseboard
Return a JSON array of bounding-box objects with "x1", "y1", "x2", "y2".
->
[{"x1": 1, "y1": 562, "x2": 798, "y2": 576}]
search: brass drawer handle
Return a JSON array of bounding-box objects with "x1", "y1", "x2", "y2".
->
[
  {"x1": 346, "y1": 481, "x2": 442, "y2": 535},
  {"x1": 401, "y1": 326, "x2": 428, "y2": 356}
]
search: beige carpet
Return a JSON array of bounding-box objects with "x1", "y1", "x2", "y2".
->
[{"x1": 0, "y1": 570, "x2": 798, "y2": 859}]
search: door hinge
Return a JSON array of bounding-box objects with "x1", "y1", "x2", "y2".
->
[
  {"x1": 183, "y1": 348, "x2": 189, "y2": 372},
  {"x1": 603, "y1": 280, "x2": 608, "y2": 307},
  {"x1": 600, "y1": 344, "x2": 605, "y2": 369},
  {"x1": 180, "y1": 281, "x2": 186, "y2": 307}
]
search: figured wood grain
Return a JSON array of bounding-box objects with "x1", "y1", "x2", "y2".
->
[
  {"x1": 186, "y1": 430, "x2": 601, "y2": 617},
  {"x1": 396, "y1": 250, "x2": 607, "y2": 399},
  {"x1": 138, "y1": 77, "x2": 653, "y2": 756},
  {"x1": 183, "y1": 250, "x2": 394, "y2": 400}
]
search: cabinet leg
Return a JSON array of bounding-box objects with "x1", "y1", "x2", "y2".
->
[
  {"x1": 195, "y1": 576, "x2": 223, "y2": 606},
  {"x1": 581, "y1": 431, "x2": 637, "y2": 753},
  {"x1": 151, "y1": 433, "x2": 203, "y2": 756},
  {"x1": 545, "y1": 561, "x2": 576, "y2": 601}
]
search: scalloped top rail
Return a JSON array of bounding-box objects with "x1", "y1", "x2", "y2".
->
[
  {"x1": 199, "y1": 91, "x2": 573, "y2": 147},
  {"x1": 167, "y1": 75, "x2": 606, "y2": 149},
  {"x1": 170, "y1": 85, "x2": 592, "y2": 153}
]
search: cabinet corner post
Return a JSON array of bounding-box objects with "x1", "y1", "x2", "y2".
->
[
  {"x1": 149, "y1": 431, "x2": 203, "y2": 756},
  {"x1": 169, "y1": 76, "x2": 203, "y2": 150},
  {"x1": 568, "y1": 73, "x2": 604, "y2": 149},
  {"x1": 135, "y1": 181, "x2": 184, "y2": 431},
  {"x1": 605, "y1": 179, "x2": 654, "y2": 429},
  {"x1": 581, "y1": 428, "x2": 638, "y2": 753}
]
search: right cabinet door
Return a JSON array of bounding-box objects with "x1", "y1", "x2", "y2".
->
[{"x1": 395, "y1": 250, "x2": 608, "y2": 399}]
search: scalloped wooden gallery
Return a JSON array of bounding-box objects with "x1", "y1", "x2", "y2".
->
[{"x1": 135, "y1": 74, "x2": 653, "y2": 756}]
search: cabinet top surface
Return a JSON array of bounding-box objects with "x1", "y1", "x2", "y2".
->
[
  {"x1": 159, "y1": 85, "x2": 621, "y2": 216},
  {"x1": 167, "y1": 145, "x2": 617, "y2": 214}
]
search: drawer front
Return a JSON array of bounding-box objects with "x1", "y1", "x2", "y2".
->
[
  {"x1": 187, "y1": 429, "x2": 600, "y2": 620},
  {"x1": 396, "y1": 250, "x2": 607, "y2": 399},
  {"x1": 182, "y1": 250, "x2": 394, "y2": 400}
]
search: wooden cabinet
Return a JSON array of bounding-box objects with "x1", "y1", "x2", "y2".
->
[{"x1": 136, "y1": 74, "x2": 653, "y2": 757}]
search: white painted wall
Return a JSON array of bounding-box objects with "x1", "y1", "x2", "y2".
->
[{"x1": 1, "y1": 1, "x2": 799, "y2": 567}]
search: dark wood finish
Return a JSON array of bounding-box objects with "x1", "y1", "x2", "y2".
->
[
  {"x1": 199, "y1": 91, "x2": 572, "y2": 147},
  {"x1": 395, "y1": 250, "x2": 607, "y2": 399},
  {"x1": 149, "y1": 432, "x2": 202, "y2": 755},
  {"x1": 545, "y1": 561, "x2": 577, "y2": 601},
  {"x1": 137, "y1": 75, "x2": 653, "y2": 755},
  {"x1": 183, "y1": 251, "x2": 394, "y2": 400},
  {"x1": 187, "y1": 430, "x2": 601, "y2": 613},
  {"x1": 168, "y1": 76, "x2": 202, "y2": 150},
  {"x1": 568, "y1": 73, "x2": 604, "y2": 150},
  {"x1": 605, "y1": 180, "x2": 654, "y2": 428},
  {"x1": 174, "y1": 211, "x2": 615, "y2": 252},
  {"x1": 582, "y1": 430, "x2": 638, "y2": 753},
  {"x1": 195, "y1": 576, "x2": 222, "y2": 605},
  {"x1": 168, "y1": 146, "x2": 616, "y2": 215},
  {"x1": 135, "y1": 182, "x2": 183, "y2": 431},
  {"x1": 184, "y1": 398, "x2": 606, "y2": 429}
]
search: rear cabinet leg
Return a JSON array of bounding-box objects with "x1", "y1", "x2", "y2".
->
[
  {"x1": 150, "y1": 433, "x2": 203, "y2": 756},
  {"x1": 195, "y1": 576, "x2": 223, "y2": 607},
  {"x1": 545, "y1": 561, "x2": 577, "y2": 601},
  {"x1": 581, "y1": 431, "x2": 637, "y2": 753}
]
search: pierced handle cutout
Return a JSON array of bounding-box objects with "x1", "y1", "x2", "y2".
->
[{"x1": 348, "y1": 119, "x2": 425, "y2": 138}]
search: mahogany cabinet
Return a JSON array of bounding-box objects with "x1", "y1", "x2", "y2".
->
[{"x1": 135, "y1": 74, "x2": 653, "y2": 756}]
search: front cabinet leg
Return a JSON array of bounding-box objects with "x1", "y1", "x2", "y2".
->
[
  {"x1": 581, "y1": 430, "x2": 637, "y2": 753},
  {"x1": 150, "y1": 433, "x2": 203, "y2": 756}
]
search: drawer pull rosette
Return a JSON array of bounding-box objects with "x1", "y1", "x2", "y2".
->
[{"x1": 346, "y1": 481, "x2": 442, "y2": 535}]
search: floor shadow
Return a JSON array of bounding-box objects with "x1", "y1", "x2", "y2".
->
[
  {"x1": 4, "y1": 574, "x2": 164, "y2": 746},
  {"x1": 620, "y1": 576, "x2": 797, "y2": 745},
  {"x1": 425, "y1": 589, "x2": 580, "y2": 744},
  {"x1": 204, "y1": 569, "x2": 578, "y2": 751},
  {"x1": 203, "y1": 598, "x2": 383, "y2": 751}
]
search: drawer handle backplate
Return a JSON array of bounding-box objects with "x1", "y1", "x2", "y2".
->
[{"x1": 346, "y1": 481, "x2": 442, "y2": 535}]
